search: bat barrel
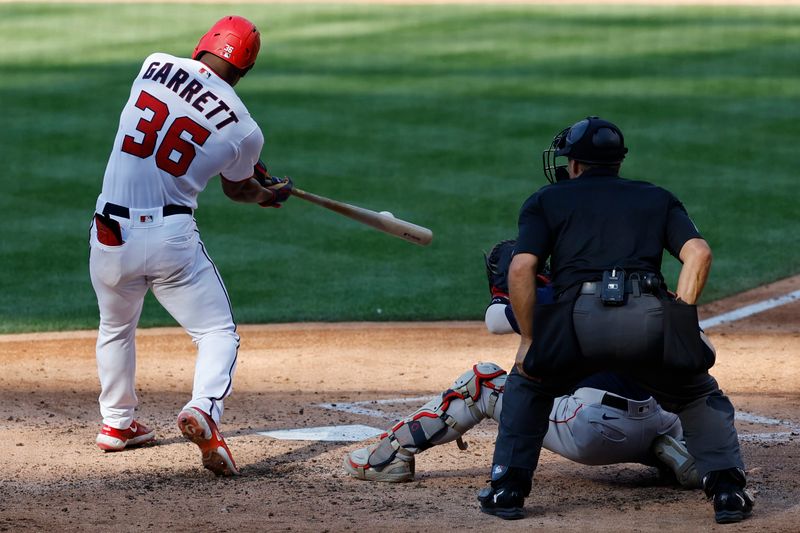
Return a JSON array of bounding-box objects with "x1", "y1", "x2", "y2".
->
[{"x1": 291, "y1": 188, "x2": 433, "y2": 246}]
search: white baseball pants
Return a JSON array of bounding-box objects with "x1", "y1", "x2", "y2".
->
[{"x1": 89, "y1": 204, "x2": 239, "y2": 429}]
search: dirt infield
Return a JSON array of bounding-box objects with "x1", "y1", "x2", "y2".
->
[{"x1": 1, "y1": 277, "x2": 798, "y2": 531}]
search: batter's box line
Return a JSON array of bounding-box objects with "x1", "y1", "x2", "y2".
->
[
  {"x1": 316, "y1": 400, "x2": 800, "y2": 443},
  {"x1": 316, "y1": 395, "x2": 434, "y2": 419},
  {"x1": 738, "y1": 432, "x2": 796, "y2": 443},
  {"x1": 735, "y1": 411, "x2": 800, "y2": 444}
]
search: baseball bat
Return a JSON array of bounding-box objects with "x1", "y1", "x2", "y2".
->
[{"x1": 290, "y1": 187, "x2": 433, "y2": 246}]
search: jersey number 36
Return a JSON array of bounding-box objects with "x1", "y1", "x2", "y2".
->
[{"x1": 121, "y1": 90, "x2": 211, "y2": 178}]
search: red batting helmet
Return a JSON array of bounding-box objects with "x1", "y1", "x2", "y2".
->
[{"x1": 193, "y1": 16, "x2": 261, "y2": 70}]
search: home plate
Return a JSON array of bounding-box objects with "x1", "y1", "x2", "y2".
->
[{"x1": 257, "y1": 424, "x2": 384, "y2": 442}]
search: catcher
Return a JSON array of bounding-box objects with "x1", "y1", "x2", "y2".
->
[{"x1": 343, "y1": 240, "x2": 699, "y2": 488}]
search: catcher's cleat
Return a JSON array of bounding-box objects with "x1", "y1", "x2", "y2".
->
[
  {"x1": 703, "y1": 468, "x2": 754, "y2": 524},
  {"x1": 652, "y1": 435, "x2": 701, "y2": 488},
  {"x1": 96, "y1": 420, "x2": 155, "y2": 451},
  {"x1": 177, "y1": 407, "x2": 239, "y2": 477},
  {"x1": 343, "y1": 442, "x2": 415, "y2": 483},
  {"x1": 478, "y1": 486, "x2": 525, "y2": 520}
]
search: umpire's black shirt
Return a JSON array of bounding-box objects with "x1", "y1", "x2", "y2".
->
[{"x1": 516, "y1": 168, "x2": 702, "y2": 296}]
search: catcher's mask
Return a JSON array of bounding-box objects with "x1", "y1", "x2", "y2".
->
[
  {"x1": 542, "y1": 116, "x2": 628, "y2": 184},
  {"x1": 193, "y1": 15, "x2": 261, "y2": 75}
]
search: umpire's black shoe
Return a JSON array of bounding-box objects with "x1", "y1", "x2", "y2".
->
[
  {"x1": 703, "y1": 468, "x2": 754, "y2": 524},
  {"x1": 478, "y1": 486, "x2": 525, "y2": 520}
]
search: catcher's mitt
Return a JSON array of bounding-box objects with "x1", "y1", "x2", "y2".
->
[
  {"x1": 485, "y1": 239, "x2": 553, "y2": 299},
  {"x1": 484, "y1": 239, "x2": 516, "y2": 297}
]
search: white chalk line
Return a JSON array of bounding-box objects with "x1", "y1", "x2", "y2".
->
[
  {"x1": 735, "y1": 411, "x2": 798, "y2": 428},
  {"x1": 738, "y1": 432, "x2": 796, "y2": 443},
  {"x1": 316, "y1": 396, "x2": 799, "y2": 443},
  {"x1": 317, "y1": 395, "x2": 433, "y2": 419},
  {"x1": 734, "y1": 412, "x2": 800, "y2": 443},
  {"x1": 308, "y1": 290, "x2": 800, "y2": 442},
  {"x1": 699, "y1": 289, "x2": 800, "y2": 329}
]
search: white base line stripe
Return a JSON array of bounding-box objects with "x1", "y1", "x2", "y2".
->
[{"x1": 700, "y1": 289, "x2": 800, "y2": 329}]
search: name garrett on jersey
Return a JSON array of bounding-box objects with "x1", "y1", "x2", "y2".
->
[{"x1": 142, "y1": 60, "x2": 239, "y2": 131}]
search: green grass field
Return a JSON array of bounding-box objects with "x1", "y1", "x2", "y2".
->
[{"x1": 1, "y1": 2, "x2": 798, "y2": 332}]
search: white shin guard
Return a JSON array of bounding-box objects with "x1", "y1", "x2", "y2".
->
[{"x1": 365, "y1": 362, "x2": 507, "y2": 469}]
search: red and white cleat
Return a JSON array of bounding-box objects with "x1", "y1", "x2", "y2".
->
[
  {"x1": 177, "y1": 407, "x2": 239, "y2": 477},
  {"x1": 96, "y1": 420, "x2": 156, "y2": 451}
]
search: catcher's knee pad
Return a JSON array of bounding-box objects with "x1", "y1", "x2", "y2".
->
[{"x1": 365, "y1": 362, "x2": 507, "y2": 469}]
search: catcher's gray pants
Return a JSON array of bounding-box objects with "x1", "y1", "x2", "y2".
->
[
  {"x1": 493, "y1": 367, "x2": 743, "y2": 481},
  {"x1": 545, "y1": 387, "x2": 681, "y2": 466}
]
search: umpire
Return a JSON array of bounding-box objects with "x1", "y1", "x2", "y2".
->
[{"x1": 479, "y1": 117, "x2": 753, "y2": 524}]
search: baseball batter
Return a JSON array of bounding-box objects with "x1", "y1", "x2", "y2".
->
[
  {"x1": 343, "y1": 240, "x2": 699, "y2": 488},
  {"x1": 89, "y1": 16, "x2": 292, "y2": 476}
]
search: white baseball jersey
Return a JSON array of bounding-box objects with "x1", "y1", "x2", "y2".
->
[
  {"x1": 100, "y1": 52, "x2": 263, "y2": 209},
  {"x1": 90, "y1": 53, "x2": 262, "y2": 432}
]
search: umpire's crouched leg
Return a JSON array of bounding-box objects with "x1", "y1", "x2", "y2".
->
[{"x1": 479, "y1": 368, "x2": 559, "y2": 519}]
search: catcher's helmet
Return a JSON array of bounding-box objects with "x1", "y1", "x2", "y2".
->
[
  {"x1": 193, "y1": 16, "x2": 261, "y2": 71},
  {"x1": 542, "y1": 116, "x2": 628, "y2": 183}
]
